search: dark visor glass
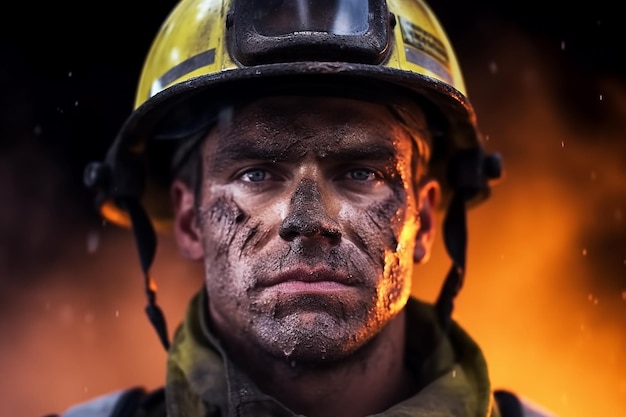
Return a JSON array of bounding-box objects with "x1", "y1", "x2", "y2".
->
[{"x1": 252, "y1": 0, "x2": 369, "y2": 36}]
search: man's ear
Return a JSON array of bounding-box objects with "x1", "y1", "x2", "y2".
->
[
  {"x1": 413, "y1": 178, "x2": 441, "y2": 264},
  {"x1": 171, "y1": 179, "x2": 204, "y2": 261}
]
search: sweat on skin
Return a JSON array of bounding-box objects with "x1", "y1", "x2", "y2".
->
[{"x1": 169, "y1": 95, "x2": 440, "y2": 417}]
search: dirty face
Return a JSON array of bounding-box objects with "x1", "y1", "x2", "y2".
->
[{"x1": 193, "y1": 96, "x2": 425, "y2": 363}]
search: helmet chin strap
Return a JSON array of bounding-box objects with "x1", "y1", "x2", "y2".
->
[
  {"x1": 435, "y1": 191, "x2": 468, "y2": 332},
  {"x1": 435, "y1": 147, "x2": 502, "y2": 331},
  {"x1": 122, "y1": 197, "x2": 171, "y2": 351}
]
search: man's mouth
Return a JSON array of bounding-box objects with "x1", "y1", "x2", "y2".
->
[{"x1": 259, "y1": 266, "x2": 357, "y2": 292}]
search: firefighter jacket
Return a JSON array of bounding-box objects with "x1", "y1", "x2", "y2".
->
[{"x1": 57, "y1": 290, "x2": 554, "y2": 417}]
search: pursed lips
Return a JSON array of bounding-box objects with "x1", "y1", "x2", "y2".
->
[{"x1": 258, "y1": 266, "x2": 358, "y2": 290}]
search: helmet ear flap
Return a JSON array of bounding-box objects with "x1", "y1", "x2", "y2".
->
[
  {"x1": 446, "y1": 147, "x2": 504, "y2": 208},
  {"x1": 84, "y1": 144, "x2": 146, "y2": 225}
]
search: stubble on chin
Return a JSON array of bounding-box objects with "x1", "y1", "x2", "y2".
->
[{"x1": 246, "y1": 291, "x2": 381, "y2": 363}]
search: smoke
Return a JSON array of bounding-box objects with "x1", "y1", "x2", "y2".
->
[
  {"x1": 415, "y1": 29, "x2": 626, "y2": 417},
  {"x1": 1, "y1": 22, "x2": 625, "y2": 417},
  {"x1": 0, "y1": 228, "x2": 203, "y2": 417}
]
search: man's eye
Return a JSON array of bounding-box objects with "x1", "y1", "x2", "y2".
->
[
  {"x1": 348, "y1": 168, "x2": 378, "y2": 181},
  {"x1": 240, "y1": 168, "x2": 271, "y2": 182}
]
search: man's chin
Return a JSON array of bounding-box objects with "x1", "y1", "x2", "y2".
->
[
  {"x1": 256, "y1": 290, "x2": 369, "y2": 321},
  {"x1": 252, "y1": 309, "x2": 374, "y2": 365}
]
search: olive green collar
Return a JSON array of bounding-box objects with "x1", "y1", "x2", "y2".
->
[{"x1": 165, "y1": 290, "x2": 495, "y2": 417}]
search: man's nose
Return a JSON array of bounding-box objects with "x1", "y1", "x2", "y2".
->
[{"x1": 278, "y1": 178, "x2": 342, "y2": 244}]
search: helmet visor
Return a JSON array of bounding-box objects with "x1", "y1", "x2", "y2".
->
[
  {"x1": 253, "y1": 0, "x2": 369, "y2": 36},
  {"x1": 232, "y1": 0, "x2": 390, "y2": 65}
]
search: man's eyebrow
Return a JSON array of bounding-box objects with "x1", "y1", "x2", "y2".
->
[
  {"x1": 213, "y1": 137, "x2": 398, "y2": 164},
  {"x1": 212, "y1": 138, "x2": 304, "y2": 163},
  {"x1": 323, "y1": 143, "x2": 397, "y2": 161}
]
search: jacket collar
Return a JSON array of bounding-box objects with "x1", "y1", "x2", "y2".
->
[{"x1": 165, "y1": 290, "x2": 495, "y2": 417}]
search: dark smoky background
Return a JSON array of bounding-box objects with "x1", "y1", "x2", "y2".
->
[{"x1": 1, "y1": 1, "x2": 624, "y2": 416}]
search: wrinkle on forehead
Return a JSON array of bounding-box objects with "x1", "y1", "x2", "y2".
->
[
  {"x1": 206, "y1": 96, "x2": 419, "y2": 168},
  {"x1": 211, "y1": 139, "x2": 399, "y2": 167}
]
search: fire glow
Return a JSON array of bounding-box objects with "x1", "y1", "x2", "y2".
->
[{"x1": 1, "y1": 31, "x2": 625, "y2": 417}]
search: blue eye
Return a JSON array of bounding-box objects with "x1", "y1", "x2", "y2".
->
[
  {"x1": 349, "y1": 168, "x2": 377, "y2": 181},
  {"x1": 241, "y1": 169, "x2": 270, "y2": 182}
]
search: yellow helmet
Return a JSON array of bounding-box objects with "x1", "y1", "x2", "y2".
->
[{"x1": 85, "y1": 0, "x2": 502, "y2": 233}]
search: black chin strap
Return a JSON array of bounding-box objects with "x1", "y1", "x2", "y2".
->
[
  {"x1": 123, "y1": 197, "x2": 171, "y2": 351},
  {"x1": 435, "y1": 191, "x2": 468, "y2": 332}
]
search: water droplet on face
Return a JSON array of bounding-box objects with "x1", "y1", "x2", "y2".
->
[{"x1": 282, "y1": 344, "x2": 295, "y2": 357}]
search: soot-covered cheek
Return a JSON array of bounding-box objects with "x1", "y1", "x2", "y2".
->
[
  {"x1": 199, "y1": 195, "x2": 249, "y2": 256},
  {"x1": 346, "y1": 193, "x2": 406, "y2": 268},
  {"x1": 374, "y1": 194, "x2": 406, "y2": 248}
]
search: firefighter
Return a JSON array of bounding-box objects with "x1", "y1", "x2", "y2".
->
[{"x1": 51, "y1": 0, "x2": 557, "y2": 416}]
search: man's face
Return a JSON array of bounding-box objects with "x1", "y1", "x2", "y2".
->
[{"x1": 179, "y1": 96, "x2": 430, "y2": 363}]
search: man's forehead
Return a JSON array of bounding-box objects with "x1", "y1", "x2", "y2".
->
[
  {"x1": 210, "y1": 95, "x2": 426, "y2": 141},
  {"x1": 202, "y1": 95, "x2": 429, "y2": 163},
  {"x1": 208, "y1": 133, "x2": 400, "y2": 165},
  {"x1": 208, "y1": 96, "x2": 420, "y2": 153}
]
